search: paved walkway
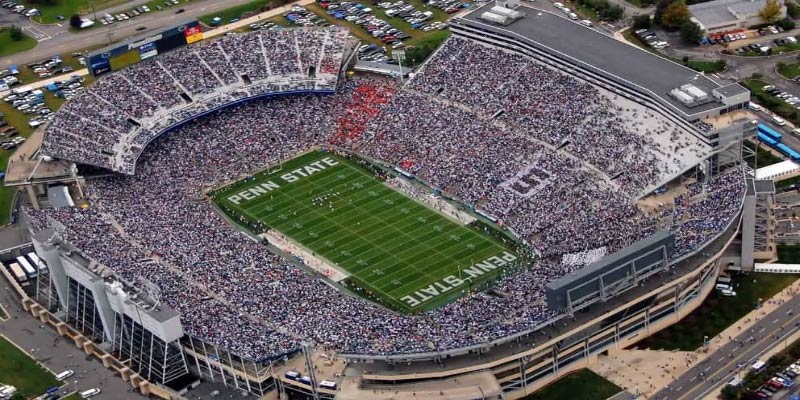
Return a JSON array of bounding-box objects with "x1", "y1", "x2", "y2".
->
[{"x1": 591, "y1": 276, "x2": 800, "y2": 398}]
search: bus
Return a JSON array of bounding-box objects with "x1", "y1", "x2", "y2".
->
[
  {"x1": 16, "y1": 256, "x2": 36, "y2": 278},
  {"x1": 27, "y1": 252, "x2": 47, "y2": 274},
  {"x1": 8, "y1": 263, "x2": 26, "y2": 283}
]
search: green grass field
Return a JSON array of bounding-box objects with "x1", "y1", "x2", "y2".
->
[
  {"x1": 0, "y1": 28, "x2": 36, "y2": 58},
  {"x1": 0, "y1": 336, "x2": 59, "y2": 398},
  {"x1": 522, "y1": 369, "x2": 622, "y2": 400},
  {"x1": 214, "y1": 151, "x2": 519, "y2": 313}
]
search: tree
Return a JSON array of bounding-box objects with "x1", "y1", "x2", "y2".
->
[
  {"x1": 661, "y1": 0, "x2": 690, "y2": 29},
  {"x1": 760, "y1": 0, "x2": 783, "y2": 22},
  {"x1": 654, "y1": 0, "x2": 675, "y2": 25},
  {"x1": 788, "y1": 1, "x2": 800, "y2": 18},
  {"x1": 680, "y1": 20, "x2": 703, "y2": 44},
  {"x1": 778, "y1": 16, "x2": 796, "y2": 29},
  {"x1": 69, "y1": 14, "x2": 82, "y2": 29},
  {"x1": 633, "y1": 14, "x2": 652, "y2": 30},
  {"x1": 601, "y1": 4, "x2": 624, "y2": 20},
  {"x1": 9, "y1": 25, "x2": 22, "y2": 42}
]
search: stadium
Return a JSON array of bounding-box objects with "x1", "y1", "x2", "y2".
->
[{"x1": 0, "y1": 2, "x2": 761, "y2": 399}]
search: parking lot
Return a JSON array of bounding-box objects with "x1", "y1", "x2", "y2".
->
[
  {"x1": 0, "y1": 1, "x2": 61, "y2": 42},
  {"x1": 0, "y1": 284, "x2": 141, "y2": 400}
]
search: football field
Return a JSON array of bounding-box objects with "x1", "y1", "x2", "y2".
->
[{"x1": 213, "y1": 151, "x2": 519, "y2": 313}]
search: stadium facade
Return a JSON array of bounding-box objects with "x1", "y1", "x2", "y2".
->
[
  {"x1": 3, "y1": 6, "x2": 758, "y2": 400},
  {"x1": 30, "y1": 228, "x2": 191, "y2": 387}
]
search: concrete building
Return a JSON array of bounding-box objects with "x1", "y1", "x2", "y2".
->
[{"x1": 689, "y1": 0, "x2": 787, "y2": 34}]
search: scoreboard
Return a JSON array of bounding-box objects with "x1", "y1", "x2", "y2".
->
[{"x1": 88, "y1": 20, "x2": 204, "y2": 76}]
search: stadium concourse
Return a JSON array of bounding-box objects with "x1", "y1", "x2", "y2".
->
[{"x1": 25, "y1": 29, "x2": 746, "y2": 364}]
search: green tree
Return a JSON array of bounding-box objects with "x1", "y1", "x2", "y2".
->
[
  {"x1": 633, "y1": 14, "x2": 652, "y2": 29},
  {"x1": 9, "y1": 25, "x2": 22, "y2": 41},
  {"x1": 653, "y1": 0, "x2": 675, "y2": 25},
  {"x1": 760, "y1": 0, "x2": 783, "y2": 22},
  {"x1": 788, "y1": 1, "x2": 800, "y2": 18},
  {"x1": 601, "y1": 4, "x2": 624, "y2": 20},
  {"x1": 680, "y1": 20, "x2": 703, "y2": 44},
  {"x1": 69, "y1": 14, "x2": 82, "y2": 28},
  {"x1": 778, "y1": 16, "x2": 796, "y2": 29},
  {"x1": 661, "y1": 0, "x2": 690, "y2": 29}
]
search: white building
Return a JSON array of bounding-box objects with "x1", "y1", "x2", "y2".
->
[{"x1": 689, "y1": 0, "x2": 786, "y2": 34}]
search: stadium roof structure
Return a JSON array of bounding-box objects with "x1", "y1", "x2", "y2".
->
[{"x1": 459, "y1": 3, "x2": 735, "y2": 117}]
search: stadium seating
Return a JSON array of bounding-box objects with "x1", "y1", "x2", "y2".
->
[
  {"x1": 27, "y1": 36, "x2": 745, "y2": 361},
  {"x1": 41, "y1": 27, "x2": 349, "y2": 174}
]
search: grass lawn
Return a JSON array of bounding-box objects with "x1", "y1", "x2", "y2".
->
[
  {"x1": 213, "y1": 151, "x2": 520, "y2": 313},
  {"x1": 0, "y1": 28, "x2": 36, "y2": 58},
  {"x1": 0, "y1": 336, "x2": 59, "y2": 398},
  {"x1": 522, "y1": 369, "x2": 622, "y2": 400},
  {"x1": 687, "y1": 59, "x2": 727, "y2": 73},
  {"x1": 23, "y1": 0, "x2": 128, "y2": 24},
  {"x1": 199, "y1": 0, "x2": 272, "y2": 25},
  {"x1": 636, "y1": 269, "x2": 799, "y2": 351},
  {"x1": 745, "y1": 140, "x2": 785, "y2": 169},
  {"x1": 778, "y1": 62, "x2": 800, "y2": 79}
]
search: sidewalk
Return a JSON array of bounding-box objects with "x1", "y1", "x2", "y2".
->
[{"x1": 591, "y1": 276, "x2": 800, "y2": 398}]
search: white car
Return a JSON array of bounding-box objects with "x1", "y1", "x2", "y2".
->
[{"x1": 79, "y1": 388, "x2": 101, "y2": 399}]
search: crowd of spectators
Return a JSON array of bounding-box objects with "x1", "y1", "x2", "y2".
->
[
  {"x1": 28, "y1": 35, "x2": 745, "y2": 361},
  {"x1": 407, "y1": 38, "x2": 710, "y2": 196},
  {"x1": 41, "y1": 27, "x2": 348, "y2": 174}
]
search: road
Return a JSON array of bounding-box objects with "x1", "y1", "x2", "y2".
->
[
  {"x1": 0, "y1": 0, "x2": 259, "y2": 69},
  {"x1": 0, "y1": 285, "x2": 141, "y2": 400},
  {"x1": 651, "y1": 291, "x2": 800, "y2": 400}
]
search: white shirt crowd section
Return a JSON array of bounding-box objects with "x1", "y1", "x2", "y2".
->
[
  {"x1": 41, "y1": 27, "x2": 348, "y2": 174},
  {"x1": 25, "y1": 36, "x2": 745, "y2": 361},
  {"x1": 560, "y1": 248, "x2": 608, "y2": 269}
]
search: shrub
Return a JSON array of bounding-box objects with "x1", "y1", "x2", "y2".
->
[
  {"x1": 632, "y1": 14, "x2": 652, "y2": 29},
  {"x1": 9, "y1": 26, "x2": 22, "y2": 41}
]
